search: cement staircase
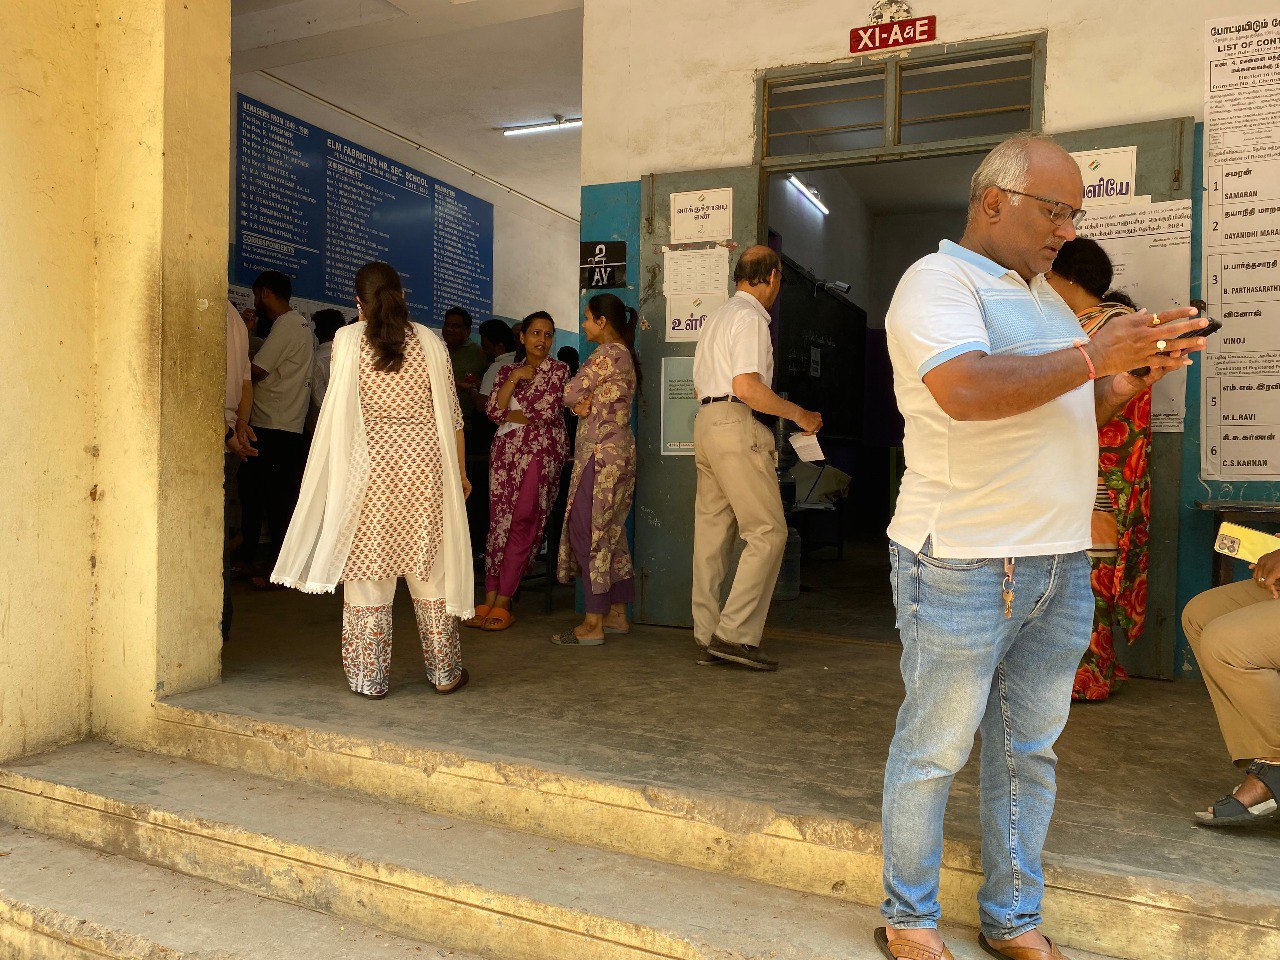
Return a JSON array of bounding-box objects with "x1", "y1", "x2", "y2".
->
[
  {"x1": 136, "y1": 699, "x2": 1279, "y2": 960},
  {"x1": 0, "y1": 742, "x2": 1121, "y2": 960},
  {"x1": 0, "y1": 741, "x2": 1125, "y2": 960}
]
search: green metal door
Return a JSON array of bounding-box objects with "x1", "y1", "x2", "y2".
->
[
  {"x1": 633, "y1": 167, "x2": 762, "y2": 627},
  {"x1": 1056, "y1": 118, "x2": 1194, "y2": 679}
]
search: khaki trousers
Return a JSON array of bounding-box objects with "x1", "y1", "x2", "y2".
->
[
  {"x1": 1182, "y1": 578, "x2": 1280, "y2": 765},
  {"x1": 691, "y1": 402, "x2": 787, "y2": 648}
]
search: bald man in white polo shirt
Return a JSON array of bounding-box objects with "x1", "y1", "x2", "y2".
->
[
  {"x1": 876, "y1": 135, "x2": 1207, "y2": 960},
  {"x1": 691, "y1": 246, "x2": 822, "y2": 671}
]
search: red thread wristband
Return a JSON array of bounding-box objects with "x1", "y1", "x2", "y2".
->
[{"x1": 1073, "y1": 340, "x2": 1096, "y2": 381}]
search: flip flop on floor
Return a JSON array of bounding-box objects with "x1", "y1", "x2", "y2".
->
[
  {"x1": 481, "y1": 608, "x2": 515, "y2": 632},
  {"x1": 978, "y1": 931, "x2": 1067, "y2": 959},
  {"x1": 434, "y1": 668, "x2": 469, "y2": 695},
  {"x1": 461, "y1": 605, "x2": 491, "y2": 629},
  {"x1": 550, "y1": 630, "x2": 604, "y2": 646},
  {"x1": 874, "y1": 927, "x2": 954, "y2": 960},
  {"x1": 1196, "y1": 759, "x2": 1280, "y2": 827}
]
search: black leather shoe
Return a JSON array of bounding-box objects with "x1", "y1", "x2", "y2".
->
[
  {"x1": 695, "y1": 639, "x2": 729, "y2": 666},
  {"x1": 707, "y1": 639, "x2": 778, "y2": 671}
]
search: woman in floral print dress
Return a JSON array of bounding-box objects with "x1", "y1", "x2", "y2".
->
[
  {"x1": 552, "y1": 294, "x2": 640, "y2": 646},
  {"x1": 467, "y1": 312, "x2": 569, "y2": 631},
  {"x1": 1046, "y1": 238, "x2": 1151, "y2": 701}
]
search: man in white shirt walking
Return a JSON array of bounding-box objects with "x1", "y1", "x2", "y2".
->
[
  {"x1": 234, "y1": 270, "x2": 315, "y2": 577},
  {"x1": 876, "y1": 135, "x2": 1205, "y2": 960},
  {"x1": 691, "y1": 246, "x2": 822, "y2": 670}
]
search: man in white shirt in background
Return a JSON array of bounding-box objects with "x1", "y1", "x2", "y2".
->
[
  {"x1": 690, "y1": 245, "x2": 822, "y2": 671},
  {"x1": 223, "y1": 299, "x2": 256, "y2": 639},
  {"x1": 876, "y1": 135, "x2": 1205, "y2": 960},
  {"x1": 477, "y1": 317, "x2": 518, "y2": 400},
  {"x1": 309, "y1": 308, "x2": 346, "y2": 411},
  {"x1": 234, "y1": 270, "x2": 315, "y2": 580}
]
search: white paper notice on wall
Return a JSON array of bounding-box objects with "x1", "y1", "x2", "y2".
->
[
  {"x1": 1077, "y1": 199, "x2": 1193, "y2": 433},
  {"x1": 1202, "y1": 15, "x2": 1280, "y2": 479},
  {"x1": 670, "y1": 188, "x2": 733, "y2": 243},
  {"x1": 663, "y1": 246, "x2": 730, "y2": 295},
  {"x1": 666, "y1": 291, "x2": 727, "y2": 342},
  {"x1": 1070, "y1": 147, "x2": 1138, "y2": 207}
]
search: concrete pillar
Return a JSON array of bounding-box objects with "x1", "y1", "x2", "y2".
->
[{"x1": 0, "y1": 0, "x2": 230, "y2": 759}]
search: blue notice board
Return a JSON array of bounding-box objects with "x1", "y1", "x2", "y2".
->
[{"x1": 233, "y1": 94, "x2": 493, "y2": 325}]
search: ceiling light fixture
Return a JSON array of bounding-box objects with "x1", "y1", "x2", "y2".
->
[
  {"x1": 502, "y1": 115, "x2": 583, "y2": 137},
  {"x1": 788, "y1": 175, "x2": 830, "y2": 215}
]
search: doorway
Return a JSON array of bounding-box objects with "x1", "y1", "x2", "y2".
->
[{"x1": 762, "y1": 152, "x2": 984, "y2": 642}]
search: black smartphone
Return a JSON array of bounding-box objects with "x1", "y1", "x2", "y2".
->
[{"x1": 1169, "y1": 318, "x2": 1223, "y2": 342}]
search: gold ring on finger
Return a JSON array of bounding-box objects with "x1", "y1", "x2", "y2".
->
[
  {"x1": 1150, "y1": 312, "x2": 1162, "y2": 326},
  {"x1": 1156, "y1": 339, "x2": 1168, "y2": 351}
]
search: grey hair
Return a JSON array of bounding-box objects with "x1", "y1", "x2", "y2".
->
[{"x1": 968, "y1": 134, "x2": 1061, "y2": 213}]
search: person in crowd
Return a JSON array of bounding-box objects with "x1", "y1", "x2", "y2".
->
[
  {"x1": 310, "y1": 308, "x2": 347, "y2": 410},
  {"x1": 441, "y1": 306, "x2": 488, "y2": 423},
  {"x1": 551, "y1": 294, "x2": 639, "y2": 646},
  {"x1": 1182, "y1": 546, "x2": 1280, "y2": 827},
  {"x1": 558, "y1": 345, "x2": 581, "y2": 378},
  {"x1": 467, "y1": 313, "x2": 569, "y2": 631},
  {"x1": 272, "y1": 262, "x2": 473, "y2": 697},
  {"x1": 223, "y1": 300, "x2": 256, "y2": 641},
  {"x1": 690, "y1": 246, "x2": 822, "y2": 671},
  {"x1": 557, "y1": 344, "x2": 582, "y2": 454},
  {"x1": 241, "y1": 305, "x2": 264, "y2": 358},
  {"x1": 234, "y1": 271, "x2": 316, "y2": 585},
  {"x1": 1045, "y1": 238, "x2": 1151, "y2": 702},
  {"x1": 876, "y1": 134, "x2": 1205, "y2": 960},
  {"x1": 478, "y1": 318, "x2": 518, "y2": 399}
]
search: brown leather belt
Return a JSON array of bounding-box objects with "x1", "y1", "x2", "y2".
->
[{"x1": 699, "y1": 395, "x2": 744, "y2": 405}]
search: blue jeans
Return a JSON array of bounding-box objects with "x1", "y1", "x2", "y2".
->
[{"x1": 881, "y1": 539, "x2": 1091, "y2": 939}]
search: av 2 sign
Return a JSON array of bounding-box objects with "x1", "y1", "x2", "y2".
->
[{"x1": 850, "y1": 15, "x2": 936, "y2": 53}]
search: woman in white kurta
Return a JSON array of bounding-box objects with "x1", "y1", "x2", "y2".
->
[{"x1": 272, "y1": 261, "x2": 474, "y2": 697}]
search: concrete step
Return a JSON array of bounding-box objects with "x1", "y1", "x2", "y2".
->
[
  {"x1": 146, "y1": 700, "x2": 1280, "y2": 960},
  {"x1": 0, "y1": 822, "x2": 477, "y2": 959},
  {"x1": 0, "y1": 741, "x2": 1121, "y2": 960}
]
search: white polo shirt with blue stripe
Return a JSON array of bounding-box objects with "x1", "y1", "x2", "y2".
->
[{"x1": 886, "y1": 240, "x2": 1095, "y2": 559}]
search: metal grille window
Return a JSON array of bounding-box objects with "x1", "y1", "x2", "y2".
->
[
  {"x1": 898, "y1": 51, "x2": 1034, "y2": 145},
  {"x1": 762, "y1": 38, "x2": 1041, "y2": 163}
]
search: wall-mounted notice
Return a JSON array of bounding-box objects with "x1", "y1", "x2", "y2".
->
[
  {"x1": 1070, "y1": 147, "x2": 1138, "y2": 207},
  {"x1": 663, "y1": 246, "x2": 730, "y2": 295},
  {"x1": 666, "y1": 291, "x2": 728, "y2": 342},
  {"x1": 670, "y1": 188, "x2": 733, "y2": 243},
  {"x1": 1077, "y1": 200, "x2": 1193, "y2": 432},
  {"x1": 234, "y1": 95, "x2": 493, "y2": 325},
  {"x1": 661, "y1": 356, "x2": 697, "y2": 455},
  {"x1": 1202, "y1": 15, "x2": 1280, "y2": 479}
]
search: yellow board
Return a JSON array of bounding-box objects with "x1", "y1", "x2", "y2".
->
[{"x1": 1214, "y1": 522, "x2": 1280, "y2": 564}]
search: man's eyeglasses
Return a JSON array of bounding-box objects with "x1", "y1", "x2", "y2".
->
[{"x1": 999, "y1": 187, "x2": 1087, "y2": 227}]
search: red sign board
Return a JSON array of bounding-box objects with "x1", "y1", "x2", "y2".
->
[{"x1": 850, "y1": 15, "x2": 937, "y2": 53}]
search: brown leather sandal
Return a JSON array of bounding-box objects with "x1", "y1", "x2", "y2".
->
[
  {"x1": 978, "y1": 932, "x2": 1068, "y2": 959},
  {"x1": 874, "y1": 927, "x2": 955, "y2": 960}
]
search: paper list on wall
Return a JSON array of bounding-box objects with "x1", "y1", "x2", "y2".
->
[
  {"x1": 1202, "y1": 14, "x2": 1280, "y2": 479},
  {"x1": 1077, "y1": 199, "x2": 1192, "y2": 432},
  {"x1": 663, "y1": 247, "x2": 730, "y2": 342}
]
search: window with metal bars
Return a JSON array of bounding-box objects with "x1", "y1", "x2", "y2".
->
[{"x1": 763, "y1": 40, "x2": 1040, "y2": 162}]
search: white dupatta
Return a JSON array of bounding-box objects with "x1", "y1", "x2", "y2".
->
[{"x1": 271, "y1": 321, "x2": 475, "y2": 619}]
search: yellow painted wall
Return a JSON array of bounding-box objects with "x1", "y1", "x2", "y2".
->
[
  {"x1": 0, "y1": 1, "x2": 98, "y2": 757},
  {"x1": 0, "y1": 0, "x2": 229, "y2": 760}
]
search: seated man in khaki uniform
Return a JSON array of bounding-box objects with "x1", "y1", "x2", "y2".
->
[{"x1": 1183, "y1": 544, "x2": 1280, "y2": 826}]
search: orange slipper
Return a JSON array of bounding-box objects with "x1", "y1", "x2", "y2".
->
[
  {"x1": 481, "y1": 608, "x2": 515, "y2": 632},
  {"x1": 462, "y1": 605, "x2": 491, "y2": 629}
]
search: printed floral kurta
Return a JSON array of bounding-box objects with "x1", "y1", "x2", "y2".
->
[
  {"x1": 557, "y1": 343, "x2": 637, "y2": 594},
  {"x1": 1073, "y1": 303, "x2": 1151, "y2": 701},
  {"x1": 342, "y1": 333, "x2": 464, "y2": 583},
  {"x1": 484, "y1": 358, "x2": 570, "y2": 582}
]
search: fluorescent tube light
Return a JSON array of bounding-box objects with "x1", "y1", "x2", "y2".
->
[
  {"x1": 788, "y1": 175, "x2": 829, "y2": 215},
  {"x1": 502, "y1": 117, "x2": 583, "y2": 137}
]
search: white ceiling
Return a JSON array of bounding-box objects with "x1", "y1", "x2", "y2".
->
[{"x1": 231, "y1": 0, "x2": 585, "y2": 218}]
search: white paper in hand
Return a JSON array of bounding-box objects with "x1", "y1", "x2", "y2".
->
[{"x1": 789, "y1": 432, "x2": 824, "y2": 463}]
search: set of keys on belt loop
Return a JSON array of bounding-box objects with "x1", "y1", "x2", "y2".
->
[{"x1": 1003, "y1": 558, "x2": 1016, "y2": 619}]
